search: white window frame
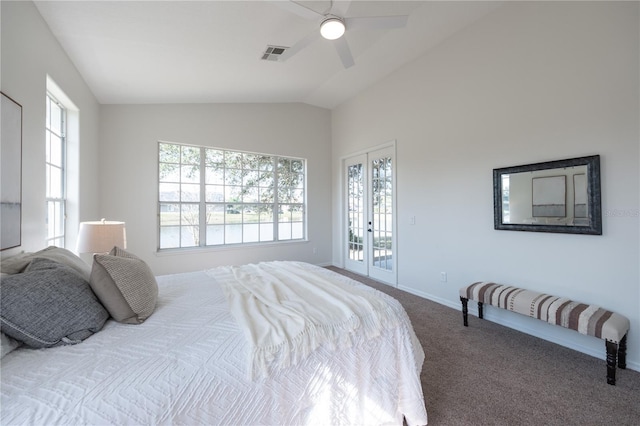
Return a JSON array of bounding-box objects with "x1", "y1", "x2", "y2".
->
[
  {"x1": 158, "y1": 141, "x2": 306, "y2": 250},
  {"x1": 45, "y1": 93, "x2": 66, "y2": 247}
]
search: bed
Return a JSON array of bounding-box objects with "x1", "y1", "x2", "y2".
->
[{"x1": 1, "y1": 249, "x2": 428, "y2": 425}]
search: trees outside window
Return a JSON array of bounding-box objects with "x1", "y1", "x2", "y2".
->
[{"x1": 158, "y1": 142, "x2": 306, "y2": 249}]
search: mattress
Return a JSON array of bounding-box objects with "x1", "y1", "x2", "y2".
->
[{"x1": 1, "y1": 263, "x2": 427, "y2": 425}]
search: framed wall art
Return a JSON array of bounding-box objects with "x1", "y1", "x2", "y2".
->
[
  {"x1": 532, "y1": 175, "x2": 566, "y2": 218},
  {"x1": 573, "y1": 173, "x2": 587, "y2": 218},
  {"x1": 1, "y1": 92, "x2": 22, "y2": 250}
]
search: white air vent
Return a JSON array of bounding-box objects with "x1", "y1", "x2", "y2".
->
[{"x1": 261, "y1": 45, "x2": 288, "y2": 61}]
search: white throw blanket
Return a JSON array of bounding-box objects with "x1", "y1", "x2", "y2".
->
[{"x1": 208, "y1": 261, "x2": 402, "y2": 379}]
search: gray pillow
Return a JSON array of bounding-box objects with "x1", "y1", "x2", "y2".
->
[
  {"x1": 1, "y1": 332, "x2": 22, "y2": 358},
  {"x1": 0, "y1": 246, "x2": 91, "y2": 281},
  {"x1": 90, "y1": 247, "x2": 158, "y2": 324},
  {"x1": 0, "y1": 258, "x2": 109, "y2": 348}
]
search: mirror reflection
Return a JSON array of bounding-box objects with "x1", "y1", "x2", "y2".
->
[
  {"x1": 493, "y1": 155, "x2": 601, "y2": 235},
  {"x1": 501, "y1": 165, "x2": 589, "y2": 226}
]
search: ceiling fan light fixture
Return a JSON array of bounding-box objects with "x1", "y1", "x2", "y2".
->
[{"x1": 320, "y1": 17, "x2": 345, "y2": 40}]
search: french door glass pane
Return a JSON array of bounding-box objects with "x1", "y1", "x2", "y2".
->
[
  {"x1": 347, "y1": 163, "x2": 364, "y2": 263},
  {"x1": 371, "y1": 156, "x2": 392, "y2": 271}
]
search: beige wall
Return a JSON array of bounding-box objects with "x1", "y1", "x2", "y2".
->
[{"x1": 331, "y1": 1, "x2": 639, "y2": 369}]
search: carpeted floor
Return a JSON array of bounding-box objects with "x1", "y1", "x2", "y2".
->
[{"x1": 326, "y1": 266, "x2": 640, "y2": 426}]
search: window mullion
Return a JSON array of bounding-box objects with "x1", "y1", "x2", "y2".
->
[
  {"x1": 61, "y1": 110, "x2": 67, "y2": 218},
  {"x1": 273, "y1": 157, "x2": 279, "y2": 242},
  {"x1": 199, "y1": 147, "x2": 207, "y2": 246}
]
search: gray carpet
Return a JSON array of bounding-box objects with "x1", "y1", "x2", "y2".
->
[{"x1": 326, "y1": 267, "x2": 640, "y2": 426}]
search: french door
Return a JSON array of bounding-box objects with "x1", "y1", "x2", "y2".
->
[{"x1": 344, "y1": 146, "x2": 396, "y2": 285}]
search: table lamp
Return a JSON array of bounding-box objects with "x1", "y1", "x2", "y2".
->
[{"x1": 76, "y1": 219, "x2": 127, "y2": 254}]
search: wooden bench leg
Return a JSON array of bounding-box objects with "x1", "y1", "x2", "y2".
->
[
  {"x1": 605, "y1": 340, "x2": 618, "y2": 385},
  {"x1": 460, "y1": 297, "x2": 468, "y2": 326},
  {"x1": 618, "y1": 334, "x2": 627, "y2": 369},
  {"x1": 460, "y1": 298, "x2": 486, "y2": 326}
]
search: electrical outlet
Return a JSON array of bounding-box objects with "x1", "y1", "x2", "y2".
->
[
  {"x1": 313, "y1": 247, "x2": 318, "y2": 255},
  {"x1": 440, "y1": 272, "x2": 447, "y2": 282}
]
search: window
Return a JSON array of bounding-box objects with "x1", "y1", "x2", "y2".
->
[
  {"x1": 158, "y1": 142, "x2": 306, "y2": 250},
  {"x1": 45, "y1": 94, "x2": 66, "y2": 247}
]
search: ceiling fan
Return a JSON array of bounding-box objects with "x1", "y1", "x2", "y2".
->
[{"x1": 274, "y1": 0, "x2": 409, "y2": 69}]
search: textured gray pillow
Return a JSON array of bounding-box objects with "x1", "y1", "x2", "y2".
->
[
  {"x1": 0, "y1": 258, "x2": 109, "y2": 348},
  {"x1": 0, "y1": 246, "x2": 91, "y2": 281},
  {"x1": 1, "y1": 332, "x2": 22, "y2": 358},
  {"x1": 90, "y1": 247, "x2": 158, "y2": 324}
]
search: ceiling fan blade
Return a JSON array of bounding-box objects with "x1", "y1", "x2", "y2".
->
[
  {"x1": 279, "y1": 30, "x2": 321, "y2": 62},
  {"x1": 271, "y1": 0, "x2": 323, "y2": 20},
  {"x1": 330, "y1": 0, "x2": 352, "y2": 18},
  {"x1": 333, "y1": 37, "x2": 355, "y2": 69},
  {"x1": 345, "y1": 15, "x2": 409, "y2": 31}
]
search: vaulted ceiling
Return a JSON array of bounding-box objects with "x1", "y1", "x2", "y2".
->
[{"x1": 35, "y1": 1, "x2": 499, "y2": 109}]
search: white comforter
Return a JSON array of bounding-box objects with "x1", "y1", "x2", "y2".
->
[{"x1": 1, "y1": 263, "x2": 428, "y2": 425}]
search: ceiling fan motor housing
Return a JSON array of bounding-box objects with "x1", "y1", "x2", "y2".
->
[{"x1": 320, "y1": 16, "x2": 346, "y2": 40}]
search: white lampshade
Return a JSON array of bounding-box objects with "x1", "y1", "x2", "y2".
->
[
  {"x1": 76, "y1": 219, "x2": 127, "y2": 254},
  {"x1": 320, "y1": 17, "x2": 345, "y2": 40}
]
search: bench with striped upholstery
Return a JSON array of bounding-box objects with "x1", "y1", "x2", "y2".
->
[{"x1": 459, "y1": 281, "x2": 630, "y2": 385}]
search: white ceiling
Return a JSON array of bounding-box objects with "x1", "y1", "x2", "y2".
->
[{"x1": 34, "y1": 1, "x2": 500, "y2": 109}]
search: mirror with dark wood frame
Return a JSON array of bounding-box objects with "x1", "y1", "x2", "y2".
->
[{"x1": 493, "y1": 155, "x2": 602, "y2": 235}]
